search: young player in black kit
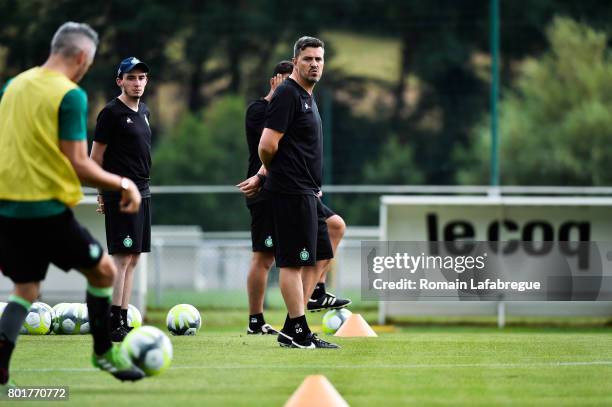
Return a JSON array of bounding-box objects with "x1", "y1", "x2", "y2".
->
[
  {"x1": 239, "y1": 61, "x2": 351, "y2": 335},
  {"x1": 90, "y1": 57, "x2": 152, "y2": 341},
  {"x1": 258, "y1": 37, "x2": 340, "y2": 349}
]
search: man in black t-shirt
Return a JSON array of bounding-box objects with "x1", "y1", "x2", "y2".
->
[
  {"x1": 258, "y1": 36, "x2": 339, "y2": 349},
  {"x1": 90, "y1": 57, "x2": 152, "y2": 342},
  {"x1": 239, "y1": 61, "x2": 352, "y2": 336},
  {"x1": 241, "y1": 60, "x2": 293, "y2": 335}
]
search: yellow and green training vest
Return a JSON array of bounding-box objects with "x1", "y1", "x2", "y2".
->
[{"x1": 0, "y1": 67, "x2": 86, "y2": 212}]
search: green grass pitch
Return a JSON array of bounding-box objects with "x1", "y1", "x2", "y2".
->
[{"x1": 6, "y1": 309, "x2": 612, "y2": 406}]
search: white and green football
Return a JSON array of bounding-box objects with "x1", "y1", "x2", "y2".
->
[
  {"x1": 127, "y1": 304, "x2": 143, "y2": 328},
  {"x1": 322, "y1": 308, "x2": 352, "y2": 335},
  {"x1": 121, "y1": 325, "x2": 173, "y2": 376},
  {"x1": 79, "y1": 303, "x2": 90, "y2": 334},
  {"x1": 38, "y1": 302, "x2": 55, "y2": 334},
  {"x1": 56, "y1": 303, "x2": 89, "y2": 334},
  {"x1": 166, "y1": 304, "x2": 201, "y2": 336},
  {"x1": 21, "y1": 302, "x2": 53, "y2": 335},
  {"x1": 52, "y1": 303, "x2": 69, "y2": 334}
]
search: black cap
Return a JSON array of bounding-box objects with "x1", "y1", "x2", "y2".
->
[{"x1": 117, "y1": 57, "x2": 150, "y2": 77}]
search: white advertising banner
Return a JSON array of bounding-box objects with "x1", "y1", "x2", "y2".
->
[{"x1": 378, "y1": 196, "x2": 612, "y2": 323}]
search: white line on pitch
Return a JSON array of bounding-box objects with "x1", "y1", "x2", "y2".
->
[
  {"x1": 172, "y1": 361, "x2": 612, "y2": 369},
  {"x1": 13, "y1": 360, "x2": 612, "y2": 372}
]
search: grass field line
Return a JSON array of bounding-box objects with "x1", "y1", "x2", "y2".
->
[{"x1": 13, "y1": 360, "x2": 612, "y2": 373}]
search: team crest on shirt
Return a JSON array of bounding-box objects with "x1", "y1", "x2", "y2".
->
[
  {"x1": 264, "y1": 236, "x2": 273, "y2": 248},
  {"x1": 123, "y1": 235, "x2": 133, "y2": 248},
  {"x1": 299, "y1": 248, "x2": 310, "y2": 261},
  {"x1": 126, "y1": 117, "x2": 133, "y2": 124},
  {"x1": 304, "y1": 102, "x2": 310, "y2": 110}
]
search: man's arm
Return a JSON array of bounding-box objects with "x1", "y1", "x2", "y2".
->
[
  {"x1": 258, "y1": 127, "x2": 284, "y2": 169},
  {"x1": 58, "y1": 89, "x2": 139, "y2": 212},
  {"x1": 60, "y1": 140, "x2": 141, "y2": 213},
  {"x1": 89, "y1": 141, "x2": 108, "y2": 213},
  {"x1": 90, "y1": 141, "x2": 107, "y2": 166}
]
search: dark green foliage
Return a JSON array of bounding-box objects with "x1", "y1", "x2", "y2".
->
[
  {"x1": 153, "y1": 96, "x2": 250, "y2": 230},
  {"x1": 2, "y1": 2, "x2": 612, "y2": 228},
  {"x1": 458, "y1": 18, "x2": 612, "y2": 186}
]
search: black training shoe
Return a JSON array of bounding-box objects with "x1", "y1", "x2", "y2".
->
[
  {"x1": 277, "y1": 331, "x2": 293, "y2": 348},
  {"x1": 110, "y1": 326, "x2": 129, "y2": 342},
  {"x1": 247, "y1": 323, "x2": 279, "y2": 335},
  {"x1": 307, "y1": 292, "x2": 352, "y2": 312},
  {"x1": 291, "y1": 333, "x2": 341, "y2": 349},
  {"x1": 92, "y1": 344, "x2": 145, "y2": 382}
]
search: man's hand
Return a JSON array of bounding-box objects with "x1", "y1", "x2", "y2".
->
[
  {"x1": 96, "y1": 194, "x2": 105, "y2": 214},
  {"x1": 264, "y1": 74, "x2": 286, "y2": 101},
  {"x1": 236, "y1": 175, "x2": 262, "y2": 198},
  {"x1": 270, "y1": 73, "x2": 284, "y2": 93},
  {"x1": 119, "y1": 178, "x2": 142, "y2": 213}
]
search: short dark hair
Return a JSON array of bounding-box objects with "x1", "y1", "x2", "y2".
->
[
  {"x1": 273, "y1": 60, "x2": 293, "y2": 76},
  {"x1": 293, "y1": 36, "x2": 324, "y2": 58}
]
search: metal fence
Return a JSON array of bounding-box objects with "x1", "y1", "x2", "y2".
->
[
  {"x1": 146, "y1": 224, "x2": 378, "y2": 308},
  {"x1": 136, "y1": 185, "x2": 612, "y2": 309}
]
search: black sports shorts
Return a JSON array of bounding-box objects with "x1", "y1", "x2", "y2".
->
[
  {"x1": 0, "y1": 210, "x2": 104, "y2": 283},
  {"x1": 248, "y1": 198, "x2": 275, "y2": 253},
  {"x1": 319, "y1": 201, "x2": 336, "y2": 219},
  {"x1": 104, "y1": 197, "x2": 151, "y2": 254},
  {"x1": 269, "y1": 193, "x2": 333, "y2": 268}
]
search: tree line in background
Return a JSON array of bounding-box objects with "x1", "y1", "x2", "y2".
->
[{"x1": 1, "y1": 0, "x2": 611, "y2": 228}]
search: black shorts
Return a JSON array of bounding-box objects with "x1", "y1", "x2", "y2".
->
[
  {"x1": 319, "y1": 201, "x2": 336, "y2": 219},
  {"x1": 104, "y1": 197, "x2": 151, "y2": 254},
  {"x1": 0, "y1": 210, "x2": 104, "y2": 284},
  {"x1": 248, "y1": 199, "x2": 275, "y2": 253},
  {"x1": 269, "y1": 193, "x2": 333, "y2": 268}
]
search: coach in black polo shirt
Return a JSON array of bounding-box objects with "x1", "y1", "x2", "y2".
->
[
  {"x1": 90, "y1": 57, "x2": 152, "y2": 342},
  {"x1": 259, "y1": 36, "x2": 339, "y2": 349}
]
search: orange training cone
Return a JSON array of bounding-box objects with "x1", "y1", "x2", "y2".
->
[
  {"x1": 334, "y1": 313, "x2": 378, "y2": 337},
  {"x1": 284, "y1": 375, "x2": 349, "y2": 407}
]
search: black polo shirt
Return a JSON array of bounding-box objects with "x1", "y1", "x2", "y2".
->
[
  {"x1": 263, "y1": 78, "x2": 322, "y2": 195},
  {"x1": 245, "y1": 98, "x2": 268, "y2": 205},
  {"x1": 94, "y1": 98, "x2": 152, "y2": 200}
]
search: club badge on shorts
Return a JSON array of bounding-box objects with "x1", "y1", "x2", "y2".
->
[
  {"x1": 300, "y1": 248, "x2": 310, "y2": 261},
  {"x1": 89, "y1": 244, "x2": 101, "y2": 260},
  {"x1": 123, "y1": 235, "x2": 133, "y2": 248},
  {"x1": 265, "y1": 236, "x2": 273, "y2": 248}
]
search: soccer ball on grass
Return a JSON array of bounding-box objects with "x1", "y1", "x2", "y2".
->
[
  {"x1": 322, "y1": 308, "x2": 352, "y2": 335},
  {"x1": 121, "y1": 326, "x2": 173, "y2": 376},
  {"x1": 166, "y1": 304, "x2": 201, "y2": 336}
]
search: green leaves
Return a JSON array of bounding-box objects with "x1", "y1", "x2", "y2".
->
[
  {"x1": 152, "y1": 95, "x2": 251, "y2": 230},
  {"x1": 459, "y1": 18, "x2": 612, "y2": 186},
  {"x1": 154, "y1": 95, "x2": 247, "y2": 185}
]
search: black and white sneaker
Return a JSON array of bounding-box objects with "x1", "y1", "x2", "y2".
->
[
  {"x1": 277, "y1": 331, "x2": 293, "y2": 347},
  {"x1": 307, "y1": 292, "x2": 352, "y2": 312},
  {"x1": 291, "y1": 333, "x2": 341, "y2": 349},
  {"x1": 247, "y1": 323, "x2": 279, "y2": 335}
]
